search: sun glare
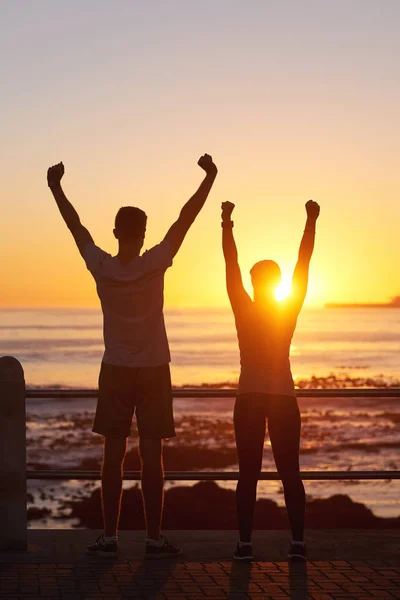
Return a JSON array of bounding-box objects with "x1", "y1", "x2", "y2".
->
[{"x1": 275, "y1": 279, "x2": 291, "y2": 302}]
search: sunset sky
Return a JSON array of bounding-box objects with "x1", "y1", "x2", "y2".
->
[{"x1": 1, "y1": 0, "x2": 400, "y2": 308}]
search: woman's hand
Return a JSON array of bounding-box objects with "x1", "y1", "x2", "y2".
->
[{"x1": 221, "y1": 201, "x2": 235, "y2": 222}]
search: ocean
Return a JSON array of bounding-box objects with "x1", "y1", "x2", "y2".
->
[
  {"x1": 0, "y1": 307, "x2": 399, "y2": 527},
  {"x1": 2, "y1": 307, "x2": 400, "y2": 388}
]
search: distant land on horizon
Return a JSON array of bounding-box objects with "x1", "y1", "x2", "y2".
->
[{"x1": 325, "y1": 296, "x2": 400, "y2": 309}]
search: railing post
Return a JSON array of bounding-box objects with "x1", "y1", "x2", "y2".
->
[{"x1": 0, "y1": 356, "x2": 27, "y2": 551}]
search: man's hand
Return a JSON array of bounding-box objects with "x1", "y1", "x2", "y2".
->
[
  {"x1": 221, "y1": 201, "x2": 235, "y2": 221},
  {"x1": 306, "y1": 199, "x2": 320, "y2": 221},
  {"x1": 197, "y1": 154, "x2": 217, "y2": 176},
  {"x1": 47, "y1": 162, "x2": 65, "y2": 188},
  {"x1": 47, "y1": 161, "x2": 94, "y2": 252}
]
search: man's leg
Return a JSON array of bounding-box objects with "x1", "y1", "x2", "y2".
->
[
  {"x1": 102, "y1": 437, "x2": 127, "y2": 537},
  {"x1": 139, "y1": 437, "x2": 164, "y2": 541}
]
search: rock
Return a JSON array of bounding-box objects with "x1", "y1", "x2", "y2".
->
[
  {"x1": 27, "y1": 507, "x2": 52, "y2": 521},
  {"x1": 56, "y1": 482, "x2": 400, "y2": 530}
]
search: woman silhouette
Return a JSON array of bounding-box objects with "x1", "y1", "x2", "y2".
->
[{"x1": 221, "y1": 199, "x2": 320, "y2": 561}]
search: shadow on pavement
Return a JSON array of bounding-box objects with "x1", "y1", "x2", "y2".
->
[
  {"x1": 289, "y1": 561, "x2": 308, "y2": 600},
  {"x1": 228, "y1": 560, "x2": 254, "y2": 599}
]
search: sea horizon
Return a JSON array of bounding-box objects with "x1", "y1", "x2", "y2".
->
[{"x1": 2, "y1": 305, "x2": 400, "y2": 388}]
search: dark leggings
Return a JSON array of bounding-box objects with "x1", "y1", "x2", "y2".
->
[{"x1": 234, "y1": 393, "x2": 305, "y2": 542}]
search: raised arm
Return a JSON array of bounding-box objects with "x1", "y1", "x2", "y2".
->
[
  {"x1": 47, "y1": 162, "x2": 93, "y2": 256},
  {"x1": 291, "y1": 199, "x2": 320, "y2": 312},
  {"x1": 164, "y1": 154, "x2": 217, "y2": 257},
  {"x1": 221, "y1": 201, "x2": 251, "y2": 310}
]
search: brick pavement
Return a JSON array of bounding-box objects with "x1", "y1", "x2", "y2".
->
[
  {"x1": 0, "y1": 530, "x2": 399, "y2": 599},
  {"x1": 1, "y1": 557, "x2": 399, "y2": 599}
]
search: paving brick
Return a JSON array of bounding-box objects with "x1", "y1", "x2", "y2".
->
[{"x1": 0, "y1": 539, "x2": 399, "y2": 600}]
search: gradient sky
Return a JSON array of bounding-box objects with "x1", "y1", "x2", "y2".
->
[{"x1": 1, "y1": 0, "x2": 399, "y2": 308}]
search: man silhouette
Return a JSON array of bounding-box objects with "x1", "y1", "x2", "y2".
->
[
  {"x1": 47, "y1": 154, "x2": 217, "y2": 558},
  {"x1": 221, "y1": 198, "x2": 320, "y2": 562}
]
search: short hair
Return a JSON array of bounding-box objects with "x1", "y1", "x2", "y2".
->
[{"x1": 114, "y1": 206, "x2": 147, "y2": 241}]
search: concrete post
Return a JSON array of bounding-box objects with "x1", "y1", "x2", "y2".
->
[{"x1": 0, "y1": 356, "x2": 27, "y2": 550}]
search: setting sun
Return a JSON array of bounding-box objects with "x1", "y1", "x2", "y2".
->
[{"x1": 275, "y1": 278, "x2": 292, "y2": 302}]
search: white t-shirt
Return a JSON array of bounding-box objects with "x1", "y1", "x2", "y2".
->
[{"x1": 83, "y1": 239, "x2": 173, "y2": 368}]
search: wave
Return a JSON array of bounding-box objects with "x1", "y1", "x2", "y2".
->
[
  {"x1": 178, "y1": 373, "x2": 400, "y2": 389},
  {"x1": 25, "y1": 372, "x2": 400, "y2": 390},
  {"x1": 328, "y1": 441, "x2": 400, "y2": 452},
  {"x1": 295, "y1": 373, "x2": 400, "y2": 388}
]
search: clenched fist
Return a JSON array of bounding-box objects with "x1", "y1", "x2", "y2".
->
[
  {"x1": 306, "y1": 199, "x2": 320, "y2": 221},
  {"x1": 221, "y1": 201, "x2": 235, "y2": 221},
  {"x1": 197, "y1": 154, "x2": 217, "y2": 176},
  {"x1": 47, "y1": 162, "x2": 65, "y2": 188}
]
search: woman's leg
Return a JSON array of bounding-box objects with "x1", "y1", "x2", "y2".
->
[
  {"x1": 234, "y1": 394, "x2": 267, "y2": 542},
  {"x1": 267, "y1": 396, "x2": 305, "y2": 541}
]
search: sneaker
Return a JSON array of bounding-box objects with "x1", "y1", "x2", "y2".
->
[
  {"x1": 233, "y1": 542, "x2": 253, "y2": 562},
  {"x1": 145, "y1": 536, "x2": 183, "y2": 560},
  {"x1": 288, "y1": 542, "x2": 307, "y2": 561},
  {"x1": 86, "y1": 534, "x2": 118, "y2": 558}
]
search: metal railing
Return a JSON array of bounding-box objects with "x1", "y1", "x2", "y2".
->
[
  {"x1": 26, "y1": 387, "x2": 400, "y2": 482},
  {"x1": 26, "y1": 388, "x2": 400, "y2": 399},
  {"x1": 27, "y1": 470, "x2": 400, "y2": 481}
]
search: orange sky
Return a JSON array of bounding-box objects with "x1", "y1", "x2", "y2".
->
[{"x1": 1, "y1": 1, "x2": 400, "y2": 308}]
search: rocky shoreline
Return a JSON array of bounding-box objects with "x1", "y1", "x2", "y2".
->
[{"x1": 52, "y1": 481, "x2": 400, "y2": 530}]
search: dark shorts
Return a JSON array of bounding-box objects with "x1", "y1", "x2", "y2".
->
[{"x1": 93, "y1": 362, "x2": 176, "y2": 439}]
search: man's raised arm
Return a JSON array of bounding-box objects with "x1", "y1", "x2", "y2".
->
[
  {"x1": 291, "y1": 199, "x2": 320, "y2": 312},
  {"x1": 221, "y1": 201, "x2": 251, "y2": 310},
  {"x1": 47, "y1": 162, "x2": 94, "y2": 256},
  {"x1": 164, "y1": 154, "x2": 217, "y2": 257}
]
